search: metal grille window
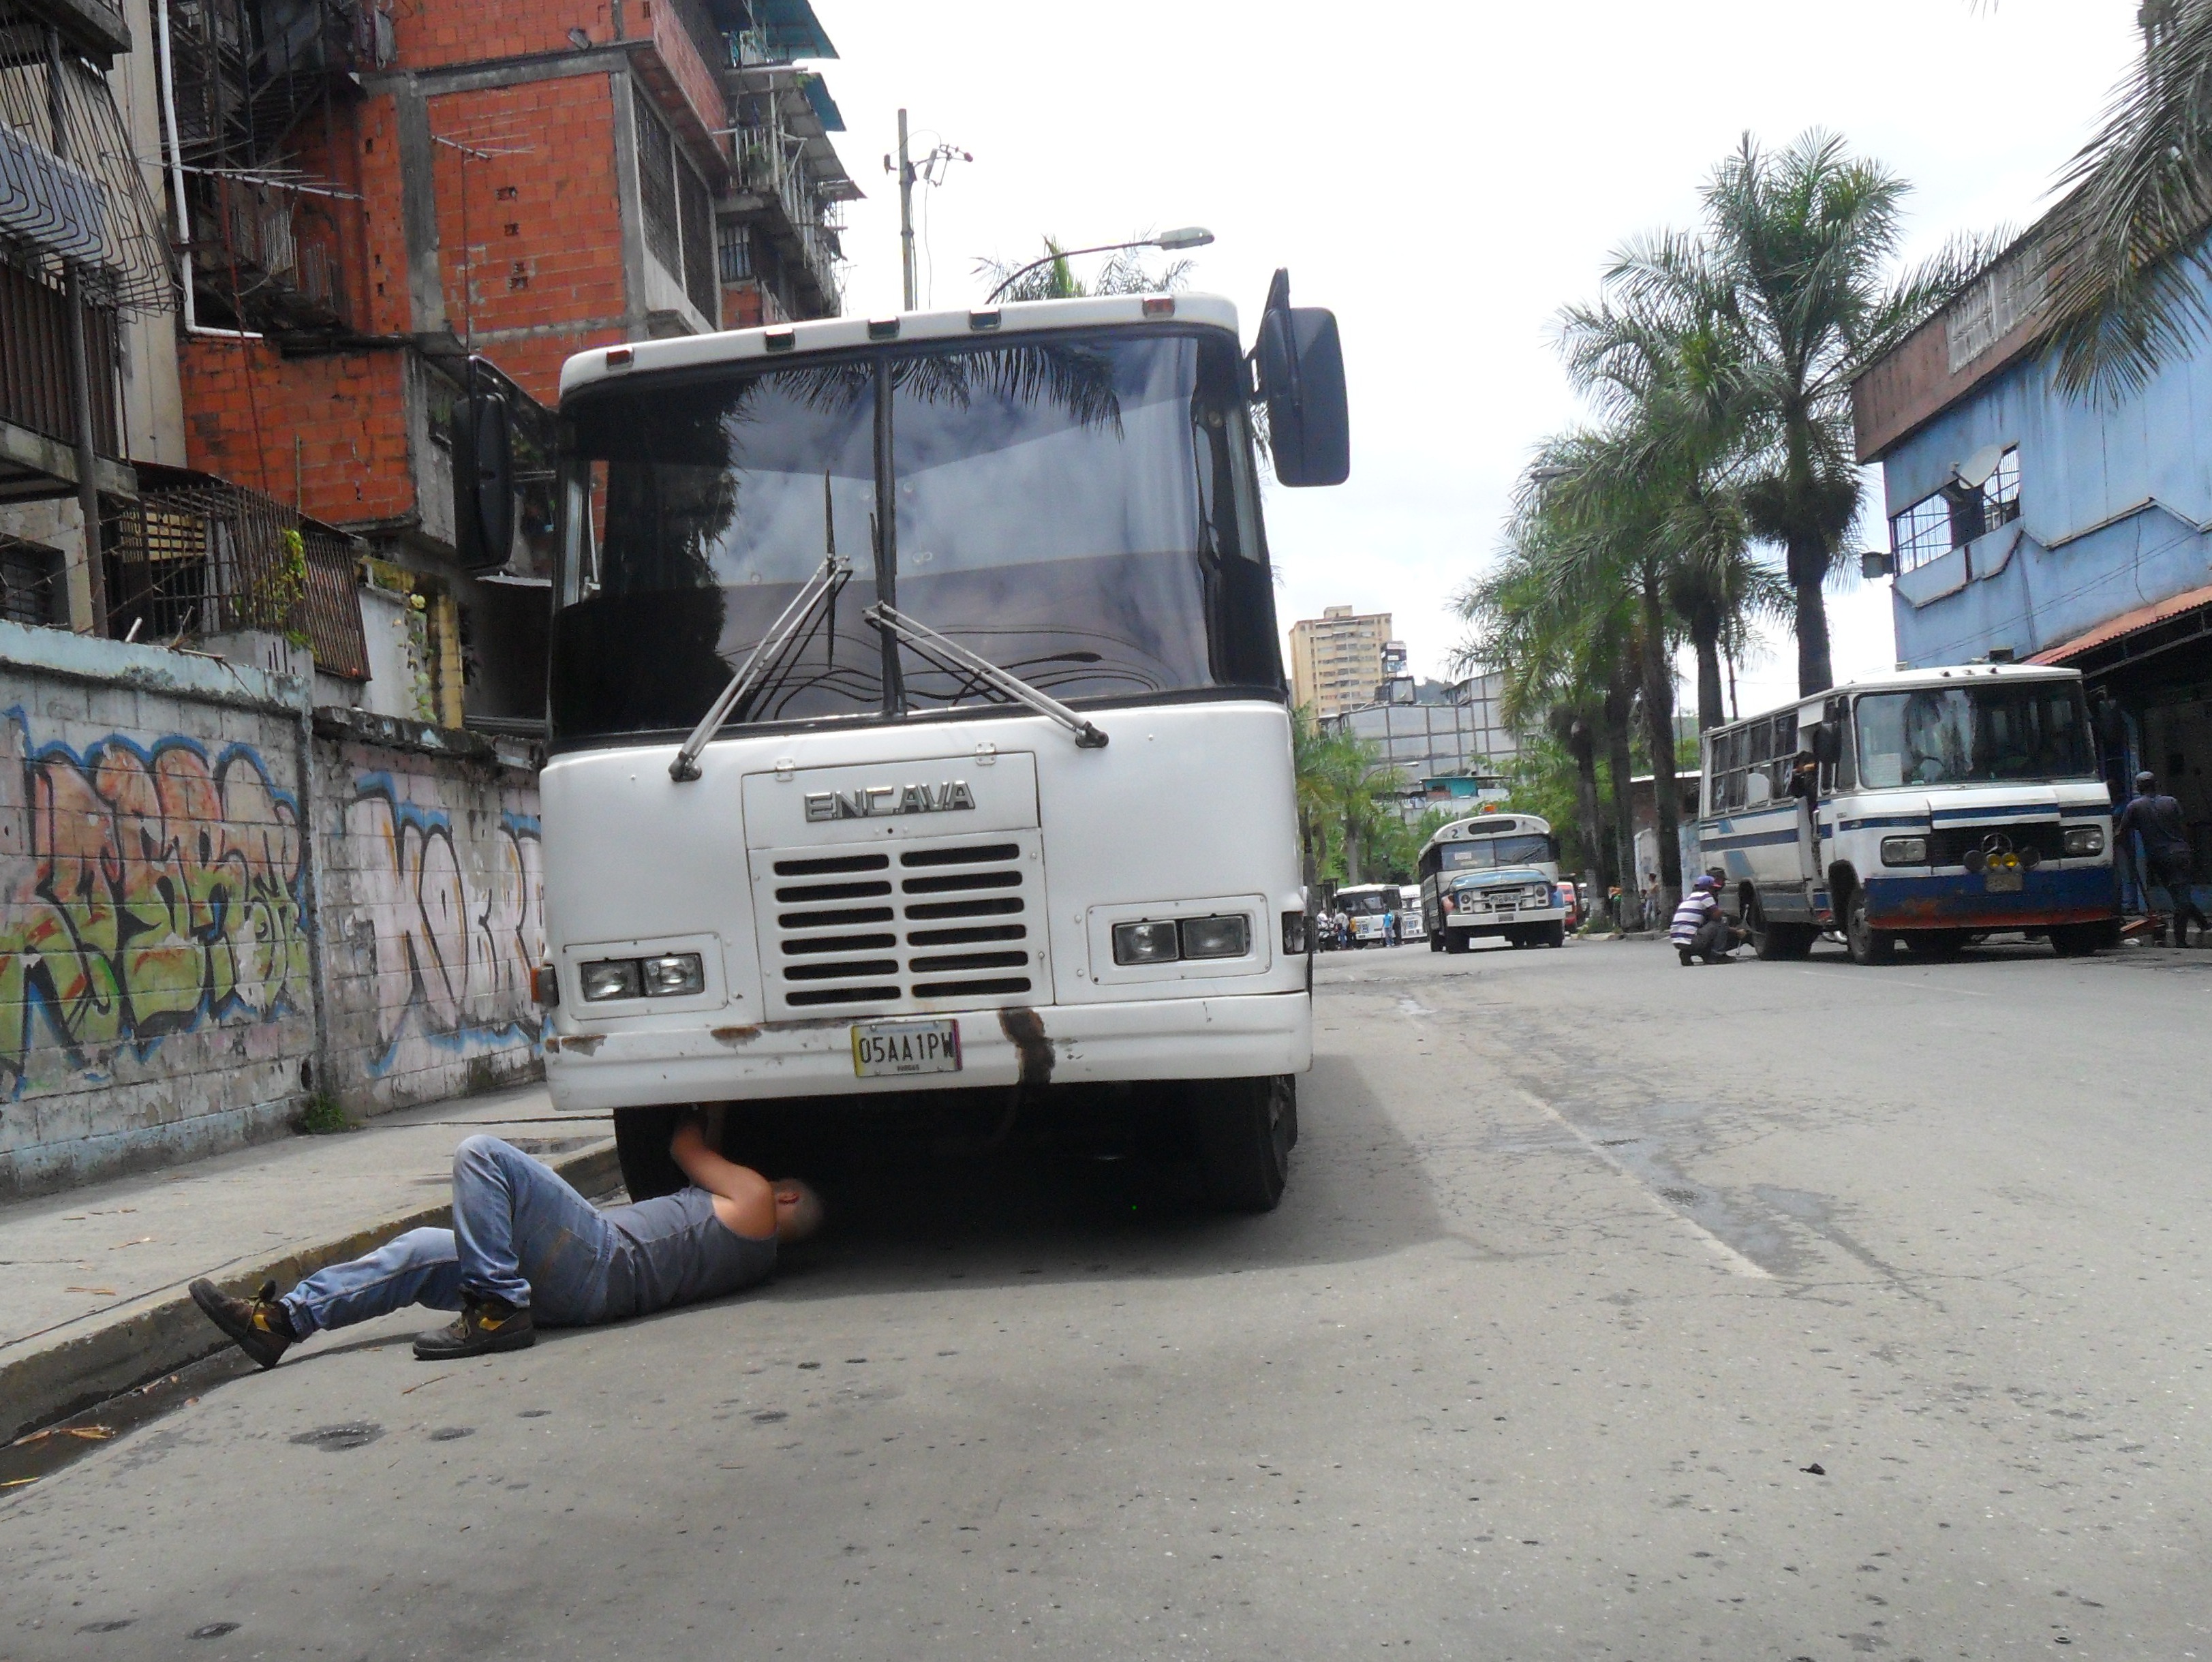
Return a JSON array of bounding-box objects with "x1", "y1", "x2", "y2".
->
[
  {"x1": 631, "y1": 94, "x2": 717, "y2": 324},
  {"x1": 716, "y1": 217, "x2": 752, "y2": 283},
  {"x1": 0, "y1": 535, "x2": 64, "y2": 625},
  {"x1": 1890, "y1": 446, "x2": 2022, "y2": 573},
  {"x1": 106, "y1": 470, "x2": 371, "y2": 679}
]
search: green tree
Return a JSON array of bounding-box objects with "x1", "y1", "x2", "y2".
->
[
  {"x1": 2034, "y1": 2, "x2": 2212, "y2": 399},
  {"x1": 1291, "y1": 707, "x2": 1398, "y2": 887},
  {"x1": 1604, "y1": 133, "x2": 1986, "y2": 694}
]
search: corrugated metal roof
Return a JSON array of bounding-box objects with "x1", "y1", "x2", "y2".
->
[{"x1": 2027, "y1": 580, "x2": 2212, "y2": 664}]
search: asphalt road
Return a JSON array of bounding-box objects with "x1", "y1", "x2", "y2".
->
[{"x1": 7, "y1": 933, "x2": 2211, "y2": 1660}]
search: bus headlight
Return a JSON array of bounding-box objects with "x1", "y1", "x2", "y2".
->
[
  {"x1": 1180, "y1": 914, "x2": 1250, "y2": 959},
  {"x1": 1112, "y1": 921, "x2": 1180, "y2": 965},
  {"x1": 579, "y1": 959, "x2": 643, "y2": 1001},
  {"x1": 641, "y1": 953, "x2": 705, "y2": 996},
  {"x1": 2063, "y1": 825, "x2": 2105, "y2": 857},
  {"x1": 1880, "y1": 835, "x2": 1929, "y2": 866}
]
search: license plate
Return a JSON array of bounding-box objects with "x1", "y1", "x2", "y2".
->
[
  {"x1": 1985, "y1": 866, "x2": 2025, "y2": 893},
  {"x1": 851, "y1": 1019, "x2": 962, "y2": 1078}
]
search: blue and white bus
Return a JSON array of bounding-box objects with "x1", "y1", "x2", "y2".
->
[
  {"x1": 1419, "y1": 813, "x2": 1567, "y2": 952},
  {"x1": 1696, "y1": 665, "x2": 2119, "y2": 964}
]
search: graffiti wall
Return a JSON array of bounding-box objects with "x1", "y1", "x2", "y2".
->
[
  {"x1": 318, "y1": 719, "x2": 544, "y2": 1116},
  {"x1": 0, "y1": 623, "x2": 548, "y2": 1197},
  {"x1": 0, "y1": 660, "x2": 318, "y2": 1198}
]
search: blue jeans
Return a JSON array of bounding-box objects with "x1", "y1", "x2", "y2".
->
[{"x1": 281, "y1": 1135, "x2": 619, "y2": 1336}]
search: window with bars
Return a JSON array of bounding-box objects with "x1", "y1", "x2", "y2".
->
[
  {"x1": 631, "y1": 95, "x2": 718, "y2": 325},
  {"x1": 1889, "y1": 445, "x2": 2023, "y2": 573}
]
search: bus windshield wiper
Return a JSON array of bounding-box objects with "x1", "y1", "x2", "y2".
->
[
  {"x1": 863, "y1": 602, "x2": 1109, "y2": 749},
  {"x1": 669, "y1": 552, "x2": 852, "y2": 782}
]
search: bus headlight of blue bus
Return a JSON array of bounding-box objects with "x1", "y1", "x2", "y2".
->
[
  {"x1": 1880, "y1": 835, "x2": 1929, "y2": 866},
  {"x1": 2063, "y1": 825, "x2": 2105, "y2": 857}
]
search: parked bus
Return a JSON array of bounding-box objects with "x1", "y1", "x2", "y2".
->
[
  {"x1": 1695, "y1": 664, "x2": 2119, "y2": 964},
  {"x1": 1398, "y1": 884, "x2": 1426, "y2": 942},
  {"x1": 1419, "y1": 813, "x2": 1567, "y2": 951},
  {"x1": 534, "y1": 286, "x2": 1348, "y2": 1212},
  {"x1": 1332, "y1": 883, "x2": 1400, "y2": 947}
]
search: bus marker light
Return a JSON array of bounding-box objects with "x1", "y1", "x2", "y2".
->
[
  {"x1": 604, "y1": 347, "x2": 634, "y2": 367},
  {"x1": 530, "y1": 964, "x2": 559, "y2": 1006},
  {"x1": 764, "y1": 328, "x2": 796, "y2": 353},
  {"x1": 1142, "y1": 296, "x2": 1175, "y2": 318},
  {"x1": 1112, "y1": 921, "x2": 1179, "y2": 965},
  {"x1": 968, "y1": 308, "x2": 1002, "y2": 332},
  {"x1": 1282, "y1": 911, "x2": 1308, "y2": 955},
  {"x1": 868, "y1": 317, "x2": 900, "y2": 339}
]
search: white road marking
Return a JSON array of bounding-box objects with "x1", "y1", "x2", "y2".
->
[
  {"x1": 1396, "y1": 996, "x2": 1434, "y2": 1017},
  {"x1": 1506, "y1": 1082, "x2": 1773, "y2": 1280}
]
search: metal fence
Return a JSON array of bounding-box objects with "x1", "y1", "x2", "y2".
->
[
  {"x1": 0, "y1": 253, "x2": 120, "y2": 453},
  {"x1": 106, "y1": 470, "x2": 370, "y2": 679}
]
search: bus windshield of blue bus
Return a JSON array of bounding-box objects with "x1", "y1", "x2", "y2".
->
[{"x1": 1854, "y1": 683, "x2": 2095, "y2": 789}]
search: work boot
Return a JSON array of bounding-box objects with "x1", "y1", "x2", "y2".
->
[
  {"x1": 189, "y1": 1278, "x2": 297, "y2": 1370},
  {"x1": 413, "y1": 1294, "x2": 535, "y2": 1360},
  {"x1": 1676, "y1": 948, "x2": 1695, "y2": 967}
]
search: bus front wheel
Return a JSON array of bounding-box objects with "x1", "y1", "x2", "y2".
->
[
  {"x1": 1543, "y1": 921, "x2": 1566, "y2": 948},
  {"x1": 1193, "y1": 1076, "x2": 1293, "y2": 1213},
  {"x1": 613, "y1": 1105, "x2": 686, "y2": 1201},
  {"x1": 1844, "y1": 889, "x2": 1894, "y2": 966},
  {"x1": 1443, "y1": 931, "x2": 1473, "y2": 955}
]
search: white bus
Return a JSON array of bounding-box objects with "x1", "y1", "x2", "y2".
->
[
  {"x1": 1332, "y1": 883, "x2": 1401, "y2": 947},
  {"x1": 1398, "y1": 884, "x2": 1426, "y2": 942},
  {"x1": 1695, "y1": 664, "x2": 2119, "y2": 964},
  {"x1": 534, "y1": 287, "x2": 1347, "y2": 1212},
  {"x1": 1419, "y1": 813, "x2": 1567, "y2": 951}
]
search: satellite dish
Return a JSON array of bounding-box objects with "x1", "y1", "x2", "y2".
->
[{"x1": 1954, "y1": 443, "x2": 2007, "y2": 491}]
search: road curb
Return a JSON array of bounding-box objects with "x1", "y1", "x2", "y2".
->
[{"x1": 1, "y1": 1139, "x2": 620, "y2": 1444}]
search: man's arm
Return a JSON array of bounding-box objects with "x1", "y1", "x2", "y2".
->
[{"x1": 669, "y1": 1111, "x2": 778, "y2": 1239}]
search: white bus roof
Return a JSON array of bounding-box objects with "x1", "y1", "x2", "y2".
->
[
  {"x1": 559, "y1": 294, "x2": 1245, "y2": 402},
  {"x1": 1710, "y1": 663, "x2": 2084, "y2": 735}
]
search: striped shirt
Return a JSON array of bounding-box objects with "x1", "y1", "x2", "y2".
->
[{"x1": 1669, "y1": 891, "x2": 1718, "y2": 945}]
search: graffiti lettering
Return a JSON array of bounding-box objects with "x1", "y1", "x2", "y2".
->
[
  {"x1": 343, "y1": 773, "x2": 542, "y2": 1071},
  {"x1": 0, "y1": 712, "x2": 311, "y2": 1093}
]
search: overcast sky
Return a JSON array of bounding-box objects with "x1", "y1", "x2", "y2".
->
[{"x1": 813, "y1": 1, "x2": 2142, "y2": 717}]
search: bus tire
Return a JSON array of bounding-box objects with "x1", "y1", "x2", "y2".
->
[
  {"x1": 613, "y1": 1105, "x2": 686, "y2": 1201},
  {"x1": 1443, "y1": 931, "x2": 1472, "y2": 955},
  {"x1": 2050, "y1": 921, "x2": 2110, "y2": 958},
  {"x1": 1194, "y1": 1075, "x2": 1293, "y2": 1213},
  {"x1": 1428, "y1": 931, "x2": 1443, "y2": 952},
  {"x1": 1904, "y1": 930, "x2": 1968, "y2": 961},
  {"x1": 1843, "y1": 888, "x2": 1894, "y2": 966},
  {"x1": 1543, "y1": 921, "x2": 1565, "y2": 948}
]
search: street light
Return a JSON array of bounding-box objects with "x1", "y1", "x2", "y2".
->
[{"x1": 985, "y1": 228, "x2": 1215, "y2": 303}]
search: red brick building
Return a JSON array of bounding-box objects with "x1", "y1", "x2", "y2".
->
[{"x1": 163, "y1": 0, "x2": 855, "y2": 724}]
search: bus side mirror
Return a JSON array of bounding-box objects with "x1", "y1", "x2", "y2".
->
[
  {"x1": 1257, "y1": 273, "x2": 1349, "y2": 487},
  {"x1": 1811, "y1": 720, "x2": 1843, "y2": 765},
  {"x1": 452, "y1": 368, "x2": 514, "y2": 571}
]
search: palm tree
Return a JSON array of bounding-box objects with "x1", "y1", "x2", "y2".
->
[
  {"x1": 1603, "y1": 133, "x2": 1987, "y2": 694},
  {"x1": 2032, "y1": 1, "x2": 2212, "y2": 399},
  {"x1": 1292, "y1": 707, "x2": 1395, "y2": 887}
]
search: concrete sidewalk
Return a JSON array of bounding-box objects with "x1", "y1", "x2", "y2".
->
[{"x1": 0, "y1": 1083, "x2": 616, "y2": 1442}]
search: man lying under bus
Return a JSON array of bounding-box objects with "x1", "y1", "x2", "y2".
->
[{"x1": 188, "y1": 1109, "x2": 823, "y2": 1366}]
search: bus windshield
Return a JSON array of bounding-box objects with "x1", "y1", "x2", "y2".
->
[
  {"x1": 549, "y1": 329, "x2": 1281, "y2": 745},
  {"x1": 1440, "y1": 833, "x2": 1552, "y2": 870},
  {"x1": 1854, "y1": 682, "x2": 2095, "y2": 788},
  {"x1": 1338, "y1": 890, "x2": 1392, "y2": 915}
]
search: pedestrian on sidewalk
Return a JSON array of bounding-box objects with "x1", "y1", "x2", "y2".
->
[
  {"x1": 189, "y1": 1110, "x2": 822, "y2": 1366},
  {"x1": 2118, "y1": 770, "x2": 2208, "y2": 947},
  {"x1": 1670, "y1": 873, "x2": 1744, "y2": 966}
]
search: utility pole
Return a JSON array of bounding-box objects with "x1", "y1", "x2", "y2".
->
[{"x1": 895, "y1": 108, "x2": 916, "y2": 311}]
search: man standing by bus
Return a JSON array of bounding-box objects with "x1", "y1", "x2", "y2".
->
[
  {"x1": 189, "y1": 1111, "x2": 822, "y2": 1366},
  {"x1": 2119, "y1": 770, "x2": 2207, "y2": 947}
]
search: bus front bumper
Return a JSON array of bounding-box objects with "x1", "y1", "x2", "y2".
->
[
  {"x1": 544, "y1": 990, "x2": 1314, "y2": 1113},
  {"x1": 1862, "y1": 867, "x2": 2117, "y2": 932}
]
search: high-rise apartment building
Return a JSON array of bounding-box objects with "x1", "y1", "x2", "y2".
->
[{"x1": 1288, "y1": 604, "x2": 1392, "y2": 718}]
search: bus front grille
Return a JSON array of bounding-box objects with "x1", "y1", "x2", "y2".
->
[{"x1": 751, "y1": 834, "x2": 1049, "y2": 1018}]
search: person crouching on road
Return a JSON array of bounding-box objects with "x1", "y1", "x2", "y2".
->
[
  {"x1": 189, "y1": 1109, "x2": 823, "y2": 1366},
  {"x1": 1670, "y1": 873, "x2": 1744, "y2": 966}
]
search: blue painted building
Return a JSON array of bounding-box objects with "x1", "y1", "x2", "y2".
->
[{"x1": 1852, "y1": 233, "x2": 2212, "y2": 870}]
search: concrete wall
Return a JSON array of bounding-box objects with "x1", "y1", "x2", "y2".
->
[
  {"x1": 316, "y1": 709, "x2": 543, "y2": 1118},
  {"x1": 0, "y1": 626, "x2": 543, "y2": 1199}
]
